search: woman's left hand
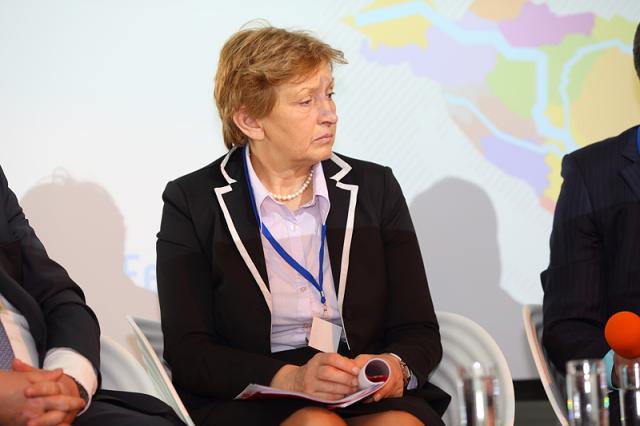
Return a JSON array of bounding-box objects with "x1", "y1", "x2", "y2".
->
[{"x1": 353, "y1": 353, "x2": 405, "y2": 402}]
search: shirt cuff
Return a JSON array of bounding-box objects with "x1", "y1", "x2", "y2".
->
[
  {"x1": 406, "y1": 369, "x2": 418, "y2": 390},
  {"x1": 603, "y1": 349, "x2": 616, "y2": 391},
  {"x1": 43, "y1": 348, "x2": 98, "y2": 414}
]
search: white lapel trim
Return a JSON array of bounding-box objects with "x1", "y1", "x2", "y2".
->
[
  {"x1": 328, "y1": 153, "x2": 358, "y2": 314},
  {"x1": 212, "y1": 150, "x2": 358, "y2": 318},
  {"x1": 220, "y1": 147, "x2": 238, "y2": 184},
  {"x1": 329, "y1": 152, "x2": 352, "y2": 181},
  {"x1": 213, "y1": 147, "x2": 273, "y2": 313}
]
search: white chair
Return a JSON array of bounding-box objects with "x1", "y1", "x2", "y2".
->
[
  {"x1": 127, "y1": 316, "x2": 195, "y2": 426},
  {"x1": 429, "y1": 311, "x2": 516, "y2": 426},
  {"x1": 99, "y1": 334, "x2": 158, "y2": 397},
  {"x1": 522, "y1": 304, "x2": 568, "y2": 426}
]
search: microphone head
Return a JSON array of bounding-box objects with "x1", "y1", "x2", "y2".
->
[{"x1": 605, "y1": 311, "x2": 640, "y2": 359}]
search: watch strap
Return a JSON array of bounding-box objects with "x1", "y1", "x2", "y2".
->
[
  {"x1": 70, "y1": 377, "x2": 89, "y2": 404},
  {"x1": 388, "y1": 352, "x2": 411, "y2": 388}
]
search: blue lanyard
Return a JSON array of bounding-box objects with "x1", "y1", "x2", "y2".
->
[
  {"x1": 637, "y1": 127, "x2": 640, "y2": 155},
  {"x1": 242, "y1": 146, "x2": 328, "y2": 305}
]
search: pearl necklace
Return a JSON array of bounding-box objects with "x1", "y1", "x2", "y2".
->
[{"x1": 269, "y1": 169, "x2": 314, "y2": 201}]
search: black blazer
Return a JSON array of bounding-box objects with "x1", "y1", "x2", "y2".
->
[
  {"x1": 0, "y1": 165, "x2": 101, "y2": 371},
  {"x1": 157, "y1": 148, "x2": 444, "y2": 408},
  {"x1": 542, "y1": 125, "x2": 640, "y2": 371}
]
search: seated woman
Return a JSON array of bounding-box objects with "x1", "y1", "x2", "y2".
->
[{"x1": 156, "y1": 25, "x2": 450, "y2": 426}]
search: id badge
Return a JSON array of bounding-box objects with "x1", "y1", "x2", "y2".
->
[{"x1": 308, "y1": 316, "x2": 342, "y2": 353}]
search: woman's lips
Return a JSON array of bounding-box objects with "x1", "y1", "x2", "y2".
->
[{"x1": 314, "y1": 134, "x2": 333, "y2": 143}]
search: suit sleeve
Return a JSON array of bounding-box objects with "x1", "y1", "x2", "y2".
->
[
  {"x1": 156, "y1": 180, "x2": 287, "y2": 398},
  {"x1": 0, "y1": 166, "x2": 101, "y2": 375},
  {"x1": 378, "y1": 167, "x2": 442, "y2": 388},
  {"x1": 542, "y1": 155, "x2": 609, "y2": 372}
]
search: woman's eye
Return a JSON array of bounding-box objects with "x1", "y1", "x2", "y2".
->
[
  {"x1": 299, "y1": 99, "x2": 312, "y2": 105},
  {"x1": 327, "y1": 91, "x2": 335, "y2": 99}
]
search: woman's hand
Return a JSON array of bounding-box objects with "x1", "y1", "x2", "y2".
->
[
  {"x1": 270, "y1": 353, "x2": 360, "y2": 400},
  {"x1": 354, "y1": 354, "x2": 405, "y2": 402}
]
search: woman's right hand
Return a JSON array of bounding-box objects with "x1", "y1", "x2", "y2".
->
[{"x1": 270, "y1": 353, "x2": 360, "y2": 400}]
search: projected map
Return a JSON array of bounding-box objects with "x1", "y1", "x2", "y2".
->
[{"x1": 347, "y1": 0, "x2": 638, "y2": 212}]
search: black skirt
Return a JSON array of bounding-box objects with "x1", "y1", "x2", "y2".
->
[{"x1": 188, "y1": 382, "x2": 450, "y2": 426}]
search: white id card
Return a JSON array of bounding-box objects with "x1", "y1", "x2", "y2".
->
[{"x1": 308, "y1": 317, "x2": 342, "y2": 353}]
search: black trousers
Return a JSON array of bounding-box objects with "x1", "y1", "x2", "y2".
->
[{"x1": 73, "y1": 390, "x2": 185, "y2": 426}]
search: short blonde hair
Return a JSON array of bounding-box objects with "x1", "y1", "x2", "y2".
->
[{"x1": 214, "y1": 26, "x2": 347, "y2": 149}]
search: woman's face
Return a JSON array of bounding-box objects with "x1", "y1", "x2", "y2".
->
[{"x1": 256, "y1": 64, "x2": 337, "y2": 167}]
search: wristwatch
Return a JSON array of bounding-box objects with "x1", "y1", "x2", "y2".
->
[{"x1": 388, "y1": 353, "x2": 411, "y2": 388}]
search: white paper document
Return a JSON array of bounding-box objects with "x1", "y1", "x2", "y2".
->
[{"x1": 234, "y1": 358, "x2": 391, "y2": 409}]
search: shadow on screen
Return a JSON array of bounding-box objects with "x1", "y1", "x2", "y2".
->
[
  {"x1": 19, "y1": 169, "x2": 158, "y2": 354},
  {"x1": 411, "y1": 177, "x2": 529, "y2": 373}
]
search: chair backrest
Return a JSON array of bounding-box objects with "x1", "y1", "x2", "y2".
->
[
  {"x1": 522, "y1": 304, "x2": 568, "y2": 426},
  {"x1": 127, "y1": 316, "x2": 195, "y2": 426},
  {"x1": 99, "y1": 334, "x2": 158, "y2": 397},
  {"x1": 429, "y1": 311, "x2": 515, "y2": 426},
  {"x1": 130, "y1": 315, "x2": 171, "y2": 376}
]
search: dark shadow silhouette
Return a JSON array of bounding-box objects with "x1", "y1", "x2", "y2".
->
[
  {"x1": 410, "y1": 177, "x2": 535, "y2": 377},
  {"x1": 19, "y1": 169, "x2": 158, "y2": 355}
]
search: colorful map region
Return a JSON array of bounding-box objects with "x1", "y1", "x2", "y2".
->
[{"x1": 346, "y1": 0, "x2": 640, "y2": 211}]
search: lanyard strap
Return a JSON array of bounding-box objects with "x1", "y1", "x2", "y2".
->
[
  {"x1": 261, "y1": 223, "x2": 327, "y2": 304},
  {"x1": 637, "y1": 127, "x2": 640, "y2": 155},
  {"x1": 242, "y1": 146, "x2": 327, "y2": 304}
]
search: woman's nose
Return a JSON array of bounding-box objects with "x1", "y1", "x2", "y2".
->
[{"x1": 318, "y1": 100, "x2": 337, "y2": 124}]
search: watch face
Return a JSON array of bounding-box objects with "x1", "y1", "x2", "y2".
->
[{"x1": 403, "y1": 365, "x2": 410, "y2": 384}]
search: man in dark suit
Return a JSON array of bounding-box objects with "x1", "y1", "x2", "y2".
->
[
  {"x1": 0, "y1": 165, "x2": 183, "y2": 426},
  {"x1": 541, "y1": 22, "x2": 640, "y2": 424}
]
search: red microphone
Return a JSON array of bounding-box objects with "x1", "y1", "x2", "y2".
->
[{"x1": 604, "y1": 311, "x2": 640, "y2": 359}]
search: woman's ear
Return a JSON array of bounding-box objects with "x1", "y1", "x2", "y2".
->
[{"x1": 233, "y1": 108, "x2": 264, "y2": 141}]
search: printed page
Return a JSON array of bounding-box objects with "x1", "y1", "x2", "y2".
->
[{"x1": 234, "y1": 358, "x2": 391, "y2": 409}]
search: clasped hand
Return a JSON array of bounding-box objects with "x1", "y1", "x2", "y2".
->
[
  {"x1": 0, "y1": 359, "x2": 85, "y2": 426},
  {"x1": 270, "y1": 352, "x2": 405, "y2": 403}
]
